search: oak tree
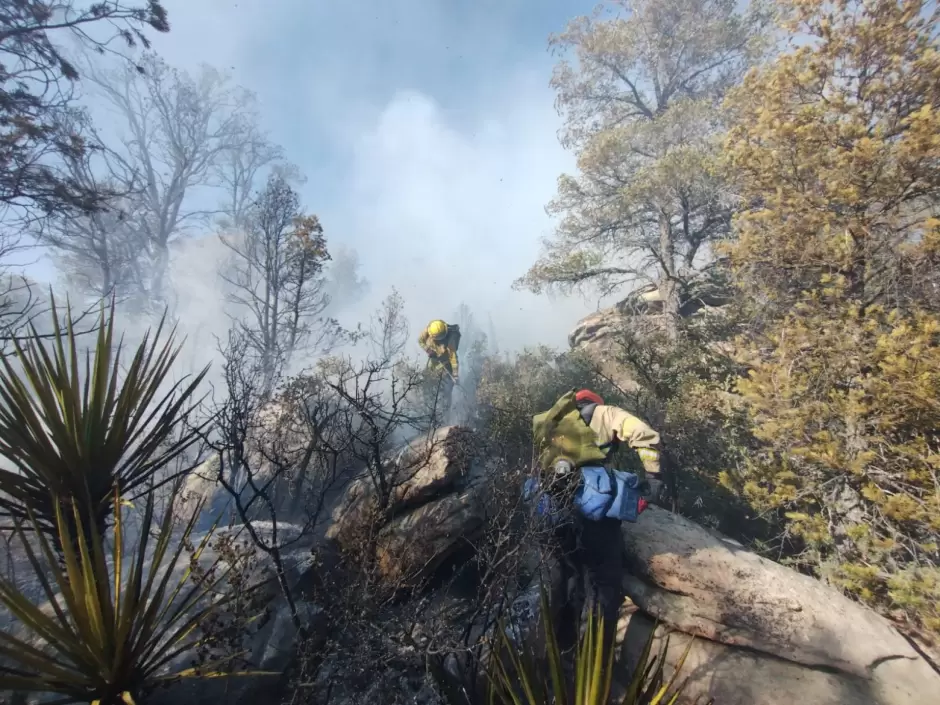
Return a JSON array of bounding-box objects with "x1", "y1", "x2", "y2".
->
[{"x1": 519, "y1": 0, "x2": 770, "y2": 335}]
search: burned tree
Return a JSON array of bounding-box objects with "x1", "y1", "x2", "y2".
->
[
  {"x1": 0, "y1": 0, "x2": 169, "y2": 225},
  {"x1": 205, "y1": 327, "x2": 349, "y2": 639},
  {"x1": 86, "y1": 53, "x2": 253, "y2": 306},
  {"x1": 221, "y1": 171, "x2": 335, "y2": 392}
]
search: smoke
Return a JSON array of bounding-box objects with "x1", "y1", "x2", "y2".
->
[
  {"x1": 14, "y1": 0, "x2": 625, "y2": 397},
  {"x1": 86, "y1": 73, "x2": 610, "y2": 392},
  {"x1": 318, "y1": 85, "x2": 604, "y2": 355},
  {"x1": 138, "y1": 0, "x2": 614, "y2": 363}
]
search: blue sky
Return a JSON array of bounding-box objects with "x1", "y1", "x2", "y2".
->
[{"x1": 33, "y1": 0, "x2": 617, "y2": 353}]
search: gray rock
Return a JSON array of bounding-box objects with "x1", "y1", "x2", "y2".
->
[
  {"x1": 614, "y1": 506, "x2": 940, "y2": 704},
  {"x1": 327, "y1": 426, "x2": 486, "y2": 589}
]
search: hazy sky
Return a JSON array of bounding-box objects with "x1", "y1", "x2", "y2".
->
[{"x1": 38, "y1": 0, "x2": 621, "y2": 353}]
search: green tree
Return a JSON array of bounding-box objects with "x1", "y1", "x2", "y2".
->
[
  {"x1": 724, "y1": 0, "x2": 940, "y2": 314},
  {"x1": 722, "y1": 0, "x2": 940, "y2": 636},
  {"x1": 518, "y1": 0, "x2": 770, "y2": 336}
]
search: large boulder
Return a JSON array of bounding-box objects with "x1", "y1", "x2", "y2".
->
[
  {"x1": 326, "y1": 426, "x2": 485, "y2": 588},
  {"x1": 375, "y1": 487, "x2": 484, "y2": 586},
  {"x1": 568, "y1": 305, "x2": 644, "y2": 392},
  {"x1": 568, "y1": 276, "x2": 733, "y2": 391},
  {"x1": 328, "y1": 425, "x2": 477, "y2": 537},
  {"x1": 615, "y1": 507, "x2": 940, "y2": 704},
  {"x1": 615, "y1": 611, "x2": 885, "y2": 705}
]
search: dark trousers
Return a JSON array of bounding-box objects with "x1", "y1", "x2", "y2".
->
[{"x1": 556, "y1": 514, "x2": 625, "y2": 652}]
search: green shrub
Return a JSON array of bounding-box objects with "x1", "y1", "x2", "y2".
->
[
  {"x1": 486, "y1": 586, "x2": 709, "y2": 705},
  {"x1": 0, "y1": 485, "x2": 252, "y2": 705}
]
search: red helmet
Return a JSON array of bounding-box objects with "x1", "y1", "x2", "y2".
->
[{"x1": 575, "y1": 389, "x2": 604, "y2": 406}]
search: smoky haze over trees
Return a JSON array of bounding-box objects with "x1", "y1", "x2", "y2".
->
[
  {"x1": 0, "y1": 0, "x2": 170, "y2": 346},
  {"x1": 80, "y1": 52, "x2": 257, "y2": 309},
  {"x1": 0, "y1": 0, "x2": 169, "y2": 225},
  {"x1": 221, "y1": 171, "x2": 338, "y2": 391},
  {"x1": 4, "y1": 27, "x2": 370, "y2": 357}
]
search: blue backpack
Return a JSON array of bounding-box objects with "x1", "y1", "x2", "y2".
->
[
  {"x1": 574, "y1": 466, "x2": 645, "y2": 523},
  {"x1": 522, "y1": 477, "x2": 566, "y2": 525}
]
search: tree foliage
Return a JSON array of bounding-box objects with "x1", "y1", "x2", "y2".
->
[
  {"x1": 518, "y1": 0, "x2": 770, "y2": 332},
  {"x1": 725, "y1": 0, "x2": 940, "y2": 312},
  {"x1": 731, "y1": 295, "x2": 940, "y2": 632},
  {"x1": 221, "y1": 172, "x2": 334, "y2": 389},
  {"x1": 722, "y1": 0, "x2": 940, "y2": 636},
  {"x1": 0, "y1": 0, "x2": 169, "y2": 225}
]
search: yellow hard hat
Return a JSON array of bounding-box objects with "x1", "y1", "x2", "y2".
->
[{"x1": 427, "y1": 320, "x2": 448, "y2": 340}]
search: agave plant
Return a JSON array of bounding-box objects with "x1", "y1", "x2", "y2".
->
[
  {"x1": 0, "y1": 482, "x2": 254, "y2": 705},
  {"x1": 486, "y1": 586, "x2": 711, "y2": 705},
  {"x1": 0, "y1": 295, "x2": 210, "y2": 553}
]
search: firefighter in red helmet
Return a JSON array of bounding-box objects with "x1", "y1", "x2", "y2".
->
[{"x1": 531, "y1": 387, "x2": 666, "y2": 652}]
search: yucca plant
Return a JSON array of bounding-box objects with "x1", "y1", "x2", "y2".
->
[
  {"x1": 0, "y1": 295, "x2": 210, "y2": 554},
  {"x1": 0, "y1": 482, "x2": 254, "y2": 705},
  {"x1": 487, "y1": 586, "x2": 711, "y2": 705}
]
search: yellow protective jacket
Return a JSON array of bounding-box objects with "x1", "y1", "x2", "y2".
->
[
  {"x1": 588, "y1": 405, "x2": 662, "y2": 477},
  {"x1": 418, "y1": 324, "x2": 460, "y2": 377}
]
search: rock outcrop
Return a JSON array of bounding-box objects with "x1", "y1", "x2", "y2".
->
[
  {"x1": 613, "y1": 506, "x2": 940, "y2": 704},
  {"x1": 326, "y1": 425, "x2": 486, "y2": 588},
  {"x1": 568, "y1": 304, "x2": 646, "y2": 391},
  {"x1": 568, "y1": 277, "x2": 732, "y2": 391},
  {"x1": 322, "y1": 426, "x2": 940, "y2": 703}
]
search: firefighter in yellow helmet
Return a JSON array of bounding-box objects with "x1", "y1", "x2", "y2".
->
[{"x1": 418, "y1": 320, "x2": 461, "y2": 413}]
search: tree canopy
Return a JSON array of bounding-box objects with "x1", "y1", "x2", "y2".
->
[
  {"x1": 518, "y1": 0, "x2": 771, "y2": 331},
  {"x1": 723, "y1": 0, "x2": 940, "y2": 636}
]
